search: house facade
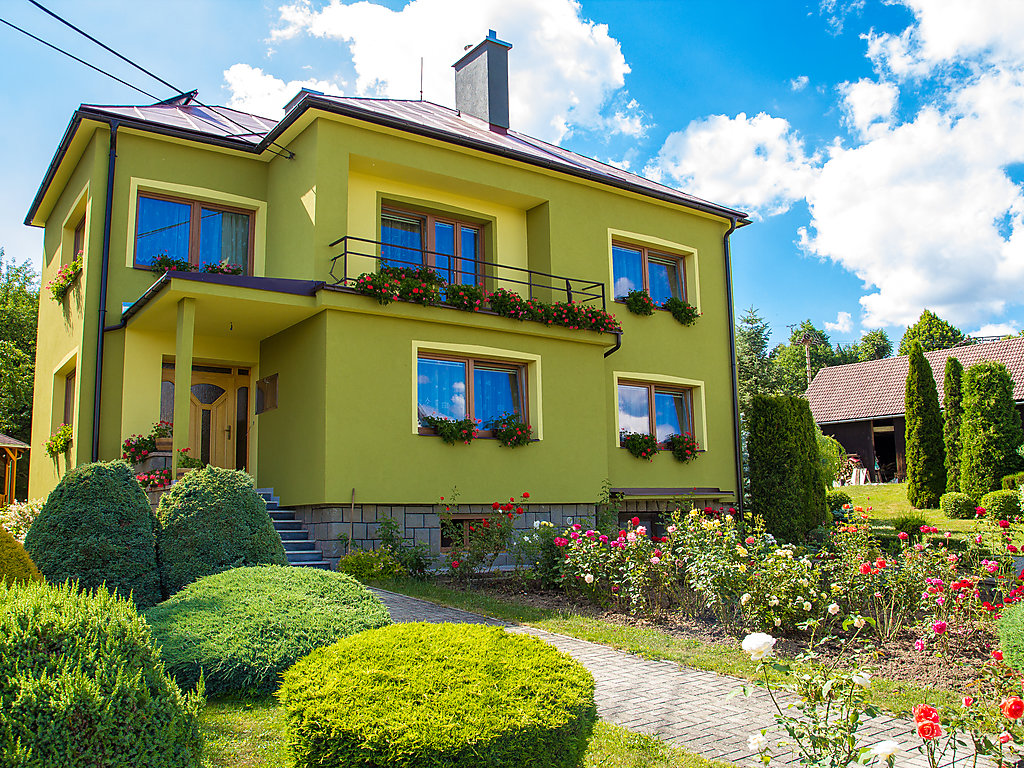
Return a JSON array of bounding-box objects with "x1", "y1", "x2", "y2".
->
[
  {"x1": 806, "y1": 337, "x2": 1024, "y2": 482},
  {"x1": 26, "y1": 33, "x2": 748, "y2": 564}
]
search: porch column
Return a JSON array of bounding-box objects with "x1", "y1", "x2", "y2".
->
[{"x1": 172, "y1": 298, "x2": 195, "y2": 475}]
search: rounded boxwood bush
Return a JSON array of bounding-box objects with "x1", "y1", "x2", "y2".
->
[
  {"x1": 940, "y1": 492, "x2": 978, "y2": 520},
  {"x1": 145, "y1": 565, "x2": 390, "y2": 695},
  {"x1": 156, "y1": 466, "x2": 287, "y2": 596},
  {"x1": 980, "y1": 489, "x2": 1022, "y2": 521},
  {"x1": 826, "y1": 489, "x2": 853, "y2": 513},
  {"x1": 279, "y1": 622, "x2": 597, "y2": 768},
  {"x1": 0, "y1": 524, "x2": 42, "y2": 585},
  {"x1": 24, "y1": 460, "x2": 161, "y2": 607},
  {"x1": 999, "y1": 603, "x2": 1024, "y2": 674},
  {"x1": 0, "y1": 579, "x2": 203, "y2": 767}
]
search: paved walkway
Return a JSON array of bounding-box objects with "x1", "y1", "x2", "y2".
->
[{"x1": 370, "y1": 588, "x2": 937, "y2": 767}]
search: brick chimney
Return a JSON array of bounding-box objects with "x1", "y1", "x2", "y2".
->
[{"x1": 452, "y1": 30, "x2": 512, "y2": 131}]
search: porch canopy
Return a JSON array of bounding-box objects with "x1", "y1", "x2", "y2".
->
[{"x1": 0, "y1": 433, "x2": 29, "y2": 506}]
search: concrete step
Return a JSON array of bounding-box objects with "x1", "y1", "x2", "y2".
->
[
  {"x1": 278, "y1": 529, "x2": 310, "y2": 542},
  {"x1": 287, "y1": 550, "x2": 326, "y2": 563},
  {"x1": 289, "y1": 560, "x2": 332, "y2": 570},
  {"x1": 283, "y1": 540, "x2": 316, "y2": 552},
  {"x1": 269, "y1": 510, "x2": 295, "y2": 521},
  {"x1": 273, "y1": 520, "x2": 303, "y2": 532}
]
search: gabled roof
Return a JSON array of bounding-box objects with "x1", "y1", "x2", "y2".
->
[
  {"x1": 27, "y1": 92, "x2": 751, "y2": 227},
  {"x1": 806, "y1": 336, "x2": 1024, "y2": 424},
  {"x1": 0, "y1": 433, "x2": 29, "y2": 450}
]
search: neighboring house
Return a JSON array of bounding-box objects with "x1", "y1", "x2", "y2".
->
[
  {"x1": 806, "y1": 337, "x2": 1024, "y2": 482},
  {"x1": 25, "y1": 32, "x2": 749, "y2": 565}
]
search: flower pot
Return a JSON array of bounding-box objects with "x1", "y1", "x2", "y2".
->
[{"x1": 154, "y1": 437, "x2": 172, "y2": 451}]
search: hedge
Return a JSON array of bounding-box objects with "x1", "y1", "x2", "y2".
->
[
  {"x1": 156, "y1": 466, "x2": 287, "y2": 597},
  {"x1": 145, "y1": 565, "x2": 390, "y2": 695},
  {"x1": 939, "y1": 492, "x2": 977, "y2": 520},
  {"x1": 24, "y1": 460, "x2": 161, "y2": 607},
  {"x1": 747, "y1": 395, "x2": 826, "y2": 541},
  {"x1": 980, "y1": 490, "x2": 1022, "y2": 521},
  {"x1": 279, "y1": 622, "x2": 597, "y2": 768},
  {"x1": 0, "y1": 580, "x2": 203, "y2": 767},
  {"x1": 999, "y1": 604, "x2": 1024, "y2": 675},
  {"x1": 1003, "y1": 471, "x2": 1024, "y2": 491},
  {"x1": 0, "y1": 524, "x2": 42, "y2": 585}
]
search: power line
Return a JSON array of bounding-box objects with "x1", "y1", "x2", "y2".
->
[{"x1": 0, "y1": 15, "x2": 158, "y2": 100}]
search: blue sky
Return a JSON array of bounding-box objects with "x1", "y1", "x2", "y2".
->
[{"x1": 3, "y1": 0, "x2": 1023, "y2": 347}]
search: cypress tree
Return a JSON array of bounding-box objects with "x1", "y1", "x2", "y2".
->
[
  {"x1": 960, "y1": 362, "x2": 1024, "y2": 499},
  {"x1": 748, "y1": 394, "x2": 826, "y2": 541},
  {"x1": 942, "y1": 357, "x2": 964, "y2": 493},
  {"x1": 904, "y1": 341, "x2": 946, "y2": 508}
]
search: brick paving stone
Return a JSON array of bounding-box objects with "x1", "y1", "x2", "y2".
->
[{"x1": 370, "y1": 588, "x2": 972, "y2": 768}]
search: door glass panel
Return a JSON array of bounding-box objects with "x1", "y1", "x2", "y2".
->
[
  {"x1": 654, "y1": 390, "x2": 691, "y2": 443},
  {"x1": 135, "y1": 197, "x2": 191, "y2": 267},
  {"x1": 459, "y1": 226, "x2": 479, "y2": 285},
  {"x1": 433, "y1": 221, "x2": 455, "y2": 283},
  {"x1": 160, "y1": 381, "x2": 174, "y2": 422},
  {"x1": 417, "y1": 358, "x2": 467, "y2": 424},
  {"x1": 648, "y1": 259, "x2": 680, "y2": 305},
  {"x1": 199, "y1": 209, "x2": 250, "y2": 272},
  {"x1": 618, "y1": 384, "x2": 650, "y2": 438},
  {"x1": 474, "y1": 366, "x2": 520, "y2": 427},
  {"x1": 235, "y1": 387, "x2": 249, "y2": 470},
  {"x1": 612, "y1": 245, "x2": 643, "y2": 300},
  {"x1": 200, "y1": 409, "x2": 212, "y2": 464},
  {"x1": 381, "y1": 213, "x2": 424, "y2": 268},
  {"x1": 191, "y1": 383, "x2": 226, "y2": 405}
]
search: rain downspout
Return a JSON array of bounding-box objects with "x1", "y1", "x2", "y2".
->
[
  {"x1": 723, "y1": 215, "x2": 744, "y2": 518},
  {"x1": 91, "y1": 120, "x2": 118, "y2": 462}
]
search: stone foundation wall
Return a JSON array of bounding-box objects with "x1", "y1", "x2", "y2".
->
[{"x1": 293, "y1": 502, "x2": 597, "y2": 570}]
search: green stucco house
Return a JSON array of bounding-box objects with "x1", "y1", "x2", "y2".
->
[{"x1": 26, "y1": 32, "x2": 749, "y2": 566}]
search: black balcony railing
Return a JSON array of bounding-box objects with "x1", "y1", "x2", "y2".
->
[{"x1": 327, "y1": 236, "x2": 606, "y2": 310}]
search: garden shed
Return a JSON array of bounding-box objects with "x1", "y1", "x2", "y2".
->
[{"x1": 0, "y1": 432, "x2": 29, "y2": 506}]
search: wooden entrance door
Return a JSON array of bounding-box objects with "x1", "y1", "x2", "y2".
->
[{"x1": 161, "y1": 364, "x2": 251, "y2": 470}]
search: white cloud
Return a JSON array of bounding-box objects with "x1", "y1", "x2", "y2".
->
[
  {"x1": 790, "y1": 75, "x2": 810, "y2": 91},
  {"x1": 644, "y1": 112, "x2": 819, "y2": 218},
  {"x1": 223, "y1": 64, "x2": 346, "y2": 118},
  {"x1": 838, "y1": 78, "x2": 898, "y2": 139},
  {"x1": 245, "y1": 0, "x2": 643, "y2": 144},
  {"x1": 824, "y1": 311, "x2": 853, "y2": 333},
  {"x1": 971, "y1": 322, "x2": 1020, "y2": 337}
]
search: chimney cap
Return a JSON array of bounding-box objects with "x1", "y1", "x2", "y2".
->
[{"x1": 452, "y1": 29, "x2": 512, "y2": 70}]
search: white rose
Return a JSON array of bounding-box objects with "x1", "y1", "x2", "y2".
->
[
  {"x1": 533, "y1": 520, "x2": 541, "y2": 529},
  {"x1": 828, "y1": 603, "x2": 840, "y2": 615},
  {"x1": 803, "y1": 601, "x2": 812, "y2": 611},
  {"x1": 748, "y1": 732, "x2": 769, "y2": 752},
  {"x1": 584, "y1": 573, "x2": 594, "y2": 584},
  {"x1": 769, "y1": 596, "x2": 779, "y2": 607},
  {"x1": 853, "y1": 616, "x2": 866, "y2": 629},
  {"x1": 868, "y1": 740, "x2": 901, "y2": 760},
  {"x1": 742, "y1": 633, "x2": 777, "y2": 661},
  {"x1": 774, "y1": 617, "x2": 782, "y2": 626},
  {"x1": 852, "y1": 672, "x2": 871, "y2": 688},
  {"x1": 741, "y1": 593, "x2": 751, "y2": 606}
]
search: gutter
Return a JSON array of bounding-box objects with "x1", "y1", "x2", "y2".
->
[
  {"x1": 603, "y1": 332, "x2": 622, "y2": 358},
  {"x1": 92, "y1": 121, "x2": 118, "y2": 462},
  {"x1": 722, "y1": 215, "x2": 744, "y2": 518}
]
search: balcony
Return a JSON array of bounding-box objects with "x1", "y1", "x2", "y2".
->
[{"x1": 327, "y1": 236, "x2": 607, "y2": 310}]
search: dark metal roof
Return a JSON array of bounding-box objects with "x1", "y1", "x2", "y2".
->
[
  {"x1": 806, "y1": 336, "x2": 1024, "y2": 424},
  {"x1": 27, "y1": 92, "x2": 751, "y2": 226}
]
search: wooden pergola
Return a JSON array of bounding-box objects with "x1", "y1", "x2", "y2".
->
[{"x1": 0, "y1": 433, "x2": 29, "y2": 507}]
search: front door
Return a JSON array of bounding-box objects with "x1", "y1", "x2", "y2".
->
[{"x1": 161, "y1": 363, "x2": 251, "y2": 470}]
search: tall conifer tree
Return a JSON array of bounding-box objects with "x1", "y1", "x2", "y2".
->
[
  {"x1": 942, "y1": 357, "x2": 964, "y2": 493},
  {"x1": 905, "y1": 341, "x2": 946, "y2": 508}
]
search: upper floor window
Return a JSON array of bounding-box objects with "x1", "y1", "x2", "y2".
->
[
  {"x1": 72, "y1": 219, "x2": 85, "y2": 261},
  {"x1": 417, "y1": 354, "x2": 524, "y2": 434},
  {"x1": 617, "y1": 381, "x2": 694, "y2": 445},
  {"x1": 612, "y1": 243, "x2": 685, "y2": 305},
  {"x1": 134, "y1": 193, "x2": 253, "y2": 273},
  {"x1": 382, "y1": 208, "x2": 481, "y2": 286}
]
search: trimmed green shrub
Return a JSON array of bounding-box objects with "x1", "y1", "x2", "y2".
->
[
  {"x1": 960, "y1": 361, "x2": 1024, "y2": 499},
  {"x1": 889, "y1": 514, "x2": 928, "y2": 542},
  {"x1": 145, "y1": 565, "x2": 390, "y2": 695},
  {"x1": 748, "y1": 395, "x2": 826, "y2": 541},
  {"x1": 156, "y1": 466, "x2": 287, "y2": 597},
  {"x1": 980, "y1": 490, "x2": 1022, "y2": 521},
  {"x1": 336, "y1": 548, "x2": 406, "y2": 580},
  {"x1": 279, "y1": 622, "x2": 596, "y2": 768},
  {"x1": 940, "y1": 492, "x2": 978, "y2": 520},
  {"x1": 904, "y1": 341, "x2": 946, "y2": 509},
  {"x1": 24, "y1": 460, "x2": 161, "y2": 607},
  {"x1": 0, "y1": 580, "x2": 203, "y2": 766},
  {"x1": 826, "y1": 489, "x2": 853, "y2": 513},
  {"x1": 1003, "y1": 471, "x2": 1024, "y2": 491},
  {"x1": 943, "y1": 356, "x2": 964, "y2": 493},
  {"x1": 0, "y1": 524, "x2": 42, "y2": 584},
  {"x1": 999, "y1": 604, "x2": 1024, "y2": 674}
]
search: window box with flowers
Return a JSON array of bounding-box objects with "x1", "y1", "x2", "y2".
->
[
  {"x1": 47, "y1": 253, "x2": 83, "y2": 303},
  {"x1": 45, "y1": 424, "x2": 73, "y2": 459},
  {"x1": 612, "y1": 242, "x2": 699, "y2": 326},
  {"x1": 617, "y1": 380, "x2": 699, "y2": 461}
]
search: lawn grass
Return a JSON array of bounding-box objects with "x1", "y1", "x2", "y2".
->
[
  {"x1": 199, "y1": 694, "x2": 731, "y2": 768},
  {"x1": 845, "y1": 483, "x2": 989, "y2": 537},
  {"x1": 367, "y1": 577, "x2": 958, "y2": 716}
]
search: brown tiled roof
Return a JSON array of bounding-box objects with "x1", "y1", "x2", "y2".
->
[
  {"x1": 0, "y1": 433, "x2": 29, "y2": 449},
  {"x1": 29, "y1": 94, "x2": 750, "y2": 227},
  {"x1": 806, "y1": 336, "x2": 1024, "y2": 424}
]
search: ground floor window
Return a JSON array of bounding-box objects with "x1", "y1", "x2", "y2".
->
[
  {"x1": 617, "y1": 381, "x2": 694, "y2": 445},
  {"x1": 417, "y1": 354, "x2": 525, "y2": 434}
]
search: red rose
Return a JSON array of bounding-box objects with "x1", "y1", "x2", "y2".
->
[
  {"x1": 875, "y1": 557, "x2": 887, "y2": 569},
  {"x1": 913, "y1": 704, "x2": 939, "y2": 724},
  {"x1": 522, "y1": 492, "x2": 529, "y2": 498},
  {"x1": 451, "y1": 561, "x2": 460, "y2": 568},
  {"x1": 1000, "y1": 520, "x2": 1011, "y2": 529},
  {"x1": 859, "y1": 563, "x2": 872, "y2": 575},
  {"x1": 917, "y1": 721, "x2": 942, "y2": 741},
  {"x1": 631, "y1": 516, "x2": 640, "y2": 526},
  {"x1": 492, "y1": 501, "x2": 500, "y2": 510},
  {"x1": 993, "y1": 649, "x2": 1004, "y2": 661},
  {"x1": 1001, "y1": 697, "x2": 1024, "y2": 720}
]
